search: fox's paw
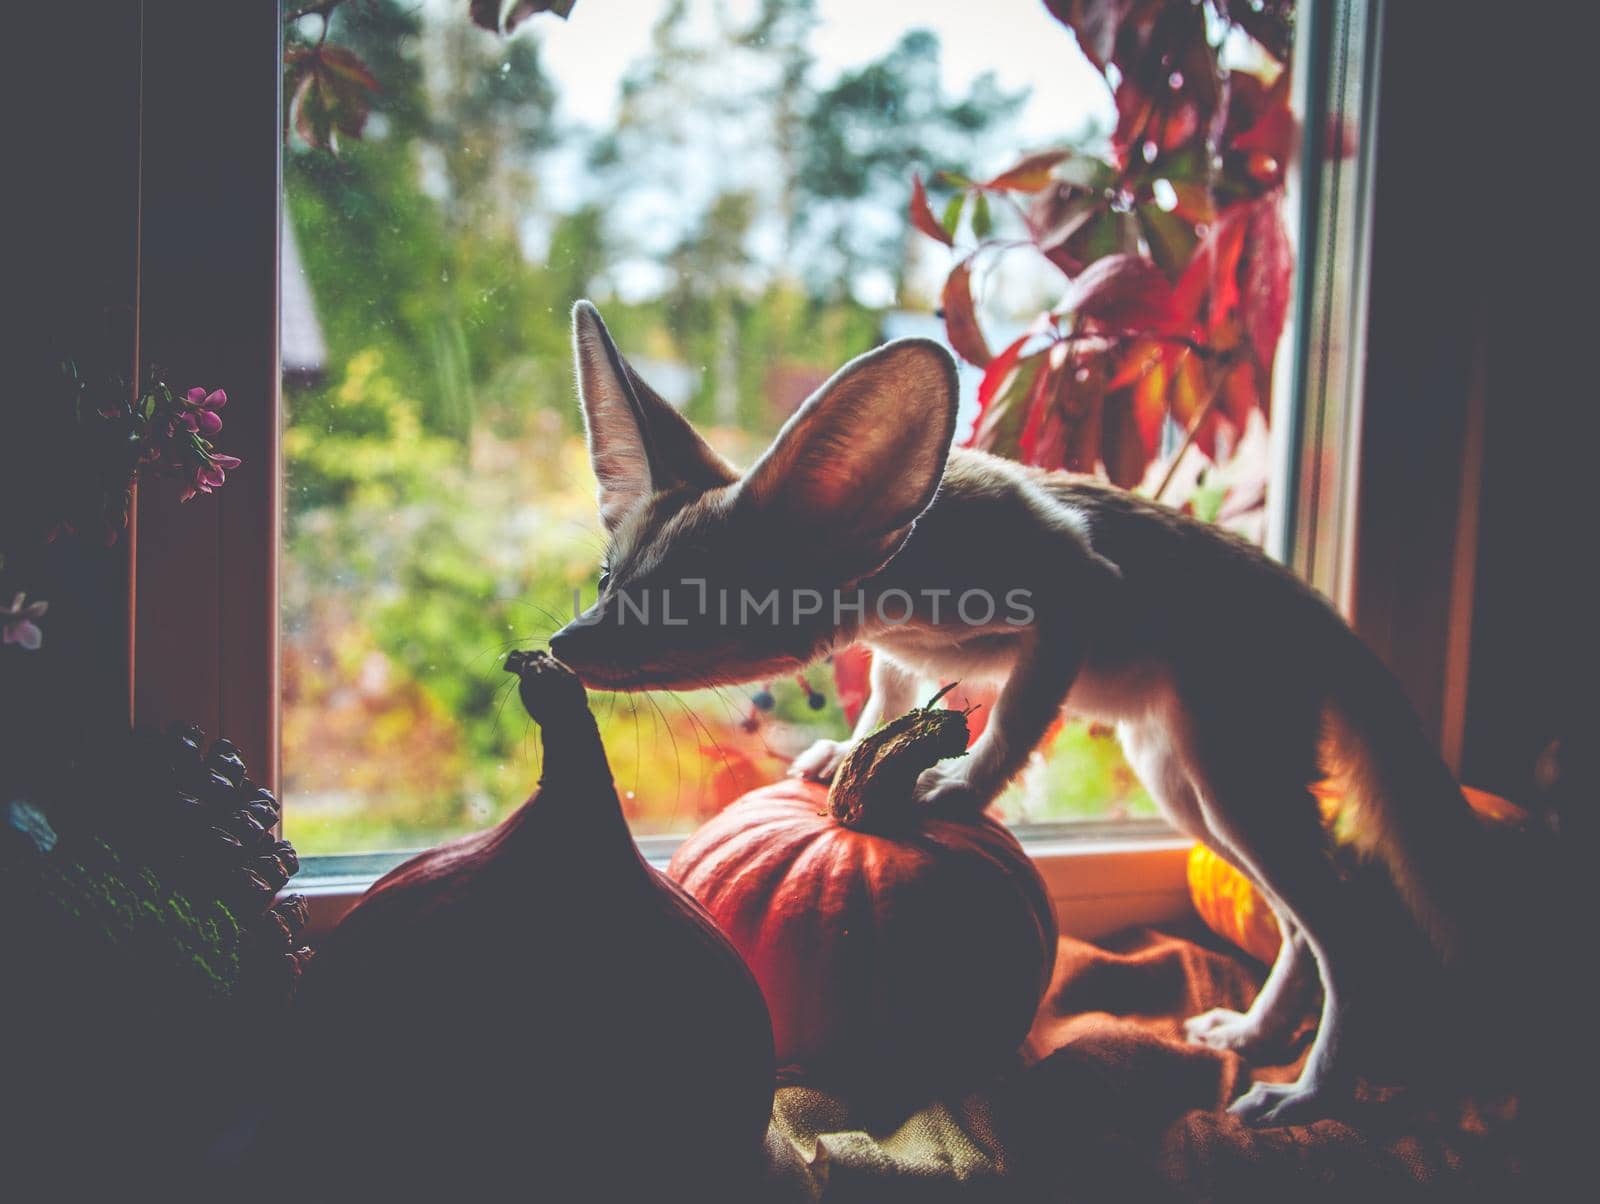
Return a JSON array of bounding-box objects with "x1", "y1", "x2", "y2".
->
[
  {"x1": 1227, "y1": 1079, "x2": 1328, "y2": 1127},
  {"x1": 789, "y1": 738, "x2": 853, "y2": 783},
  {"x1": 912, "y1": 765, "x2": 983, "y2": 814},
  {"x1": 1184, "y1": 1008, "x2": 1275, "y2": 1058}
]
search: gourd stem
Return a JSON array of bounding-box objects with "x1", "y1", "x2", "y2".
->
[
  {"x1": 826, "y1": 689, "x2": 970, "y2": 834},
  {"x1": 506, "y1": 650, "x2": 644, "y2": 869}
]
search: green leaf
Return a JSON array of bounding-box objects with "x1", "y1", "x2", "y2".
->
[
  {"x1": 971, "y1": 191, "x2": 994, "y2": 240},
  {"x1": 941, "y1": 192, "x2": 967, "y2": 241},
  {"x1": 1076, "y1": 210, "x2": 1128, "y2": 263},
  {"x1": 1139, "y1": 204, "x2": 1197, "y2": 279}
]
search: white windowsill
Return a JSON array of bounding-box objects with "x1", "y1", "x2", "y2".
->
[{"x1": 290, "y1": 824, "x2": 1197, "y2": 942}]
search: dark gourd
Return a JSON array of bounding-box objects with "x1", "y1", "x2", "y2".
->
[
  {"x1": 283, "y1": 652, "x2": 775, "y2": 1198},
  {"x1": 669, "y1": 694, "x2": 1057, "y2": 1105}
]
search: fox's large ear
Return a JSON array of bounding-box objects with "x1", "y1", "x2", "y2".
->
[
  {"x1": 741, "y1": 338, "x2": 958, "y2": 565},
  {"x1": 572, "y1": 301, "x2": 737, "y2": 530}
]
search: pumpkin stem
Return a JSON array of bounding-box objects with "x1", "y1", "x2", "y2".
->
[
  {"x1": 505, "y1": 650, "x2": 642, "y2": 864},
  {"x1": 508, "y1": 649, "x2": 592, "y2": 727},
  {"x1": 827, "y1": 685, "x2": 970, "y2": 833}
]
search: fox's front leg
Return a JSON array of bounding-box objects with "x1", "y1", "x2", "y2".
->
[
  {"x1": 790, "y1": 654, "x2": 918, "y2": 783},
  {"x1": 915, "y1": 624, "x2": 1085, "y2": 811}
]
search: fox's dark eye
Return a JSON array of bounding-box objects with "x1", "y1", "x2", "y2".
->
[{"x1": 598, "y1": 568, "x2": 612, "y2": 593}]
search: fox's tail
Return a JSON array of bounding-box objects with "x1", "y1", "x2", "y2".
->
[{"x1": 1318, "y1": 656, "x2": 1485, "y2": 966}]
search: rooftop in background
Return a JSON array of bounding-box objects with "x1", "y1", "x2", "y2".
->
[{"x1": 281, "y1": 214, "x2": 326, "y2": 386}]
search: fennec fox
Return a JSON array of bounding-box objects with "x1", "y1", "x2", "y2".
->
[{"x1": 549, "y1": 301, "x2": 1486, "y2": 1124}]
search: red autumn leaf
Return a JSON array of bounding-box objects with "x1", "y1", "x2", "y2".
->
[
  {"x1": 317, "y1": 47, "x2": 380, "y2": 92},
  {"x1": 1242, "y1": 193, "x2": 1292, "y2": 378},
  {"x1": 1042, "y1": 1, "x2": 1122, "y2": 73},
  {"x1": 1164, "y1": 179, "x2": 1217, "y2": 225},
  {"x1": 830, "y1": 645, "x2": 873, "y2": 729},
  {"x1": 978, "y1": 333, "x2": 1034, "y2": 412},
  {"x1": 1230, "y1": 71, "x2": 1294, "y2": 159},
  {"x1": 1013, "y1": 352, "x2": 1062, "y2": 464},
  {"x1": 1229, "y1": 70, "x2": 1295, "y2": 184},
  {"x1": 1221, "y1": 358, "x2": 1260, "y2": 428},
  {"x1": 507, "y1": 1, "x2": 577, "y2": 31},
  {"x1": 1100, "y1": 393, "x2": 1148, "y2": 487},
  {"x1": 1168, "y1": 351, "x2": 1221, "y2": 460},
  {"x1": 1114, "y1": 83, "x2": 1200, "y2": 163},
  {"x1": 1173, "y1": 204, "x2": 1248, "y2": 332},
  {"x1": 1105, "y1": 337, "x2": 1166, "y2": 390},
  {"x1": 1060, "y1": 253, "x2": 1181, "y2": 335},
  {"x1": 941, "y1": 260, "x2": 992, "y2": 367},
  {"x1": 1092, "y1": 0, "x2": 1217, "y2": 165},
  {"x1": 1027, "y1": 183, "x2": 1100, "y2": 275},
  {"x1": 1056, "y1": 352, "x2": 1106, "y2": 474},
  {"x1": 968, "y1": 351, "x2": 1044, "y2": 452},
  {"x1": 910, "y1": 174, "x2": 954, "y2": 248},
  {"x1": 470, "y1": 0, "x2": 576, "y2": 32},
  {"x1": 985, "y1": 149, "x2": 1071, "y2": 193},
  {"x1": 285, "y1": 45, "x2": 381, "y2": 153},
  {"x1": 1131, "y1": 352, "x2": 1169, "y2": 456}
]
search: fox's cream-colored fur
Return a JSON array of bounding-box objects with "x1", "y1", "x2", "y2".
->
[{"x1": 550, "y1": 303, "x2": 1485, "y2": 1125}]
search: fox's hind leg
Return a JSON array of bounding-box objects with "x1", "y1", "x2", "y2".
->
[
  {"x1": 1143, "y1": 680, "x2": 1393, "y2": 1125},
  {"x1": 1121, "y1": 716, "x2": 1316, "y2": 1060},
  {"x1": 1184, "y1": 745, "x2": 1367, "y2": 1125}
]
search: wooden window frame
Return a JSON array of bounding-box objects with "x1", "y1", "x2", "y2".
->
[
  {"x1": 132, "y1": 2, "x2": 283, "y2": 796},
  {"x1": 130, "y1": 0, "x2": 1446, "y2": 939}
]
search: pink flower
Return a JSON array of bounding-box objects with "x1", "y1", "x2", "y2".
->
[
  {"x1": 1, "y1": 592, "x2": 47, "y2": 651},
  {"x1": 175, "y1": 409, "x2": 222, "y2": 435},
  {"x1": 177, "y1": 387, "x2": 226, "y2": 438},
  {"x1": 179, "y1": 452, "x2": 241, "y2": 502},
  {"x1": 185, "y1": 387, "x2": 227, "y2": 410}
]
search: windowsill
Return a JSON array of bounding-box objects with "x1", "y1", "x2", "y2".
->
[{"x1": 290, "y1": 820, "x2": 1197, "y2": 941}]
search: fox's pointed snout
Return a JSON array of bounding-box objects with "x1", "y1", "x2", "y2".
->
[{"x1": 546, "y1": 627, "x2": 574, "y2": 666}]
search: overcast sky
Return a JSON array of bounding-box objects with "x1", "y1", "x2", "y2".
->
[{"x1": 534, "y1": 0, "x2": 1113, "y2": 155}]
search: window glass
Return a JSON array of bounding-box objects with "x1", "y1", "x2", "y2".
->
[{"x1": 283, "y1": 0, "x2": 1293, "y2": 854}]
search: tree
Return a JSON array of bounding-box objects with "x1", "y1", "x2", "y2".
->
[
  {"x1": 287, "y1": 0, "x2": 583, "y2": 447},
  {"x1": 795, "y1": 30, "x2": 1025, "y2": 300}
]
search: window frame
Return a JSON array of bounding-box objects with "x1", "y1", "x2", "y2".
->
[
  {"x1": 133, "y1": 1, "x2": 283, "y2": 797},
  {"x1": 131, "y1": 0, "x2": 1418, "y2": 938}
]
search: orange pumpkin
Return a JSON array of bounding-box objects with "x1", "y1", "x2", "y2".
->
[
  {"x1": 669, "y1": 777, "x2": 1057, "y2": 1097},
  {"x1": 668, "y1": 700, "x2": 1057, "y2": 1099},
  {"x1": 1188, "y1": 785, "x2": 1529, "y2": 962},
  {"x1": 1187, "y1": 843, "x2": 1282, "y2": 964}
]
